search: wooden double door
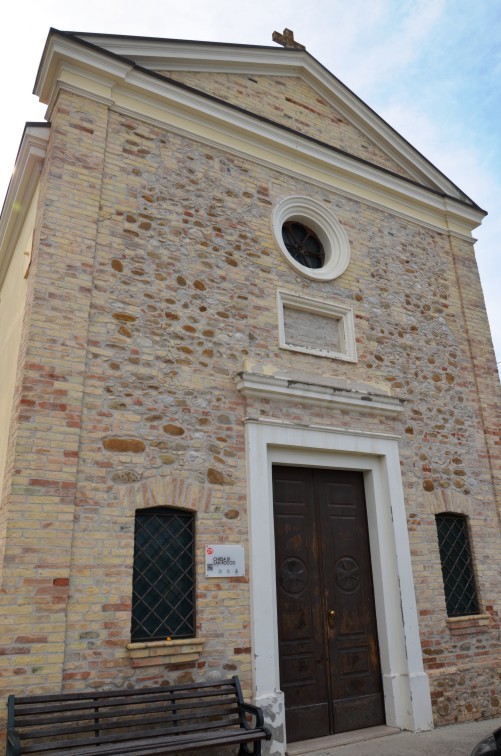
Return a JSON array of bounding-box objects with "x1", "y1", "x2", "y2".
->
[{"x1": 273, "y1": 466, "x2": 384, "y2": 743}]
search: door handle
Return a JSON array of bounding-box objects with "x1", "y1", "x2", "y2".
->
[{"x1": 327, "y1": 609, "x2": 336, "y2": 629}]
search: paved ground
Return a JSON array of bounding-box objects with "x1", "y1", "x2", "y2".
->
[{"x1": 288, "y1": 717, "x2": 501, "y2": 755}]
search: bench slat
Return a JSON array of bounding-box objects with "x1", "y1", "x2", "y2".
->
[
  {"x1": 16, "y1": 696, "x2": 240, "y2": 730},
  {"x1": 14, "y1": 679, "x2": 237, "y2": 705},
  {"x1": 18, "y1": 727, "x2": 267, "y2": 756},
  {"x1": 23, "y1": 706, "x2": 241, "y2": 741},
  {"x1": 14, "y1": 686, "x2": 237, "y2": 719},
  {"x1": 19, "y1": 717, "x2": 250, "y2": 754}
]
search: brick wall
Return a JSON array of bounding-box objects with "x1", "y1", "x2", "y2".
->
[
  {"x1": 0, "y1": 90, "x2": 109, "y2": 701},
  {"x1": 0, "y1": 77, "x2": 499, "y2": 737},
  {"x1": 164, "y1": 71, "x2": 412, "y2": 177}
]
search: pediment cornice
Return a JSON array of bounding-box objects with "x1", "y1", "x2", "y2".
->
[
  {"x1": 32, "y1": 30, "x2": 485, "y2": 238},
  {"x1": 67, "y1": 32, "x2": 477, "y2": 204}
]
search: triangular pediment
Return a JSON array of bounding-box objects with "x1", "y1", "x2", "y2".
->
[
  {"x1": 154, "y1": 70, "x2": 417, "y2": 181},
  {"x1": 33, "y1": 29, "x2": 484, "y2": 220},
  {"x1": 53, "y1": 30, "x2": 474, "y2": 205}
]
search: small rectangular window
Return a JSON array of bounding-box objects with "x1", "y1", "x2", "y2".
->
[
  {"x1": 435, "y1": 514, "x2": 479, "y2": 617},
  {"x1": 131, "y1": 508, "x2": 195, "y2": 642}
]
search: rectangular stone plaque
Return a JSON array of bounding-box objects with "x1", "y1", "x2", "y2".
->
[
  {"x1": 283, "y1": 305, "x2": 342, "y2": 353},
  {"x1": 277, "y1": 290, "x2": 357, "y2": 362}
]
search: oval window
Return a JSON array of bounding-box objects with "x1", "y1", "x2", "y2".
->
[
  {"x1": 272, "y1": 196, "x2": 350, "y2": 281},
  {"x1": 282, "y1": 221, "x2": 325, "y2": 270}
]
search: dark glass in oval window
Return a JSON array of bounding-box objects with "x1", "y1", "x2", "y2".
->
[{"x1": 282, "y1": 221, "x2": 325, "y2": 269}]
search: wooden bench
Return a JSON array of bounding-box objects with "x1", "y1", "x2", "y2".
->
[{"x1": 6, "y1": 676, "x2": 271, "y2": 756}]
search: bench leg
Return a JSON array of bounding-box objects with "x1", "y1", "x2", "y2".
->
[
  {"x1": 238, "y1": 742, "x2": 262, "y2": 756},
  {"x1": 494, "y1": 727, "x2": 501, "y2": 754}
]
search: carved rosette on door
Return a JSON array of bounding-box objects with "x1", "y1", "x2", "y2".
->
[{"x1": 280, "y1": 557, "x2": 308, "y2": 595}]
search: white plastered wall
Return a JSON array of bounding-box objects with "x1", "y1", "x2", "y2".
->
[
  {"x1": 0, "y1": 187, "x2": 38, "y2": 498},
  {"x1": 245, "y1": 418, "x2": 433, "y2": 754}
]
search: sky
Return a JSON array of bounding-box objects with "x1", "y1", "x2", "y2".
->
[{"x1": 1, "y1": 0, "x2": 500, "y2": 369}]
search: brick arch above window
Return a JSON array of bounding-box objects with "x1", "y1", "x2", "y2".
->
[
  {"x1": 422, "y1": 489, "x2": 475, "y2": 518},
  {"x1": 119, "y1": 473, "x2": 213, "y2": 514}
]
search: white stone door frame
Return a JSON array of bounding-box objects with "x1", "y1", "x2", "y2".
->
[{"x1": 245, "y1": 418, "x2": 433, "y2": 754}]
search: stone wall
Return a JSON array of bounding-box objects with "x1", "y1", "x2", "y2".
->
[
  {"x1": 163, "y1": 71, "x2": 413, "y2": 178},
  {"x1": 0, "y1": 79, "x2": 499, "y2": 739}
]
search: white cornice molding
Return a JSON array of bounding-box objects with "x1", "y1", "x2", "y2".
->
[
  {"x1": 235, "y1": 371, "x2": 404, "y2": 415},
  {"x1": 33, "y1": 34, "x2": 485, "y2": 236},
  {"x1": 120, "y1": 72, "x2": 486, "y2": 235},
  {"x1": 71, "y1": 34, "x2": 473, "y2": 201},
  {"x1": 0, "y1": 126, "x2": 49, "y2": 288},
  {"x1": 73, "y1": 35, "x2": 308, "y2": 71},
  {"x1": 34, "y1": 33, "x2": 133, "y2": 105},
  {"x1": 243, "y1": 415, "x2": 401, "y2": 440}
]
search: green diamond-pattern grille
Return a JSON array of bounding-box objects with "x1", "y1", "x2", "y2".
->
[
  {"x1": 132, "y1": 509, "x2": 195, "y2": 642},
  {"x1": 436, "y1": 514, "x2": 479, "y2": 617}
]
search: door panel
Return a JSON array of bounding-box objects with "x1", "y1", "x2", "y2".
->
[
  {"x1": 273, "y1": 470, "x2": 329, "y2": 741},
  {"x1": 273, "y1": 467, "x2": 384, "y2": 742},
  {"x1": 317, "y1": 471, "x2": 384, "y2": 733}
]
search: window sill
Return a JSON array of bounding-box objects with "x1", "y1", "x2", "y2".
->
[
  {"x1": 126, "y1": 638, "x2": 205, "y2": 667},
  {"x1": 447, "y1": 614, "x2": 490, "y2": 635}
]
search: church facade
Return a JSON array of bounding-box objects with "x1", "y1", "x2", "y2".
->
[{"x1": 0, "y1": 29, "x2": 500, "y2": 753}]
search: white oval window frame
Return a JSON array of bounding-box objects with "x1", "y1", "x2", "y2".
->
[{"x1": 272, "y1": 196, "x2": 350, "y2": 281}]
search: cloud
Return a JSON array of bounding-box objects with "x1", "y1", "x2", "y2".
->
[{"x1": 328, "y1": 0, "x2": 447, "y2": 92}]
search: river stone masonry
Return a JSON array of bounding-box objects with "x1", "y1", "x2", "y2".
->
[{"x1": 0, "y1": 31, "x2": 499, "y2": 752}]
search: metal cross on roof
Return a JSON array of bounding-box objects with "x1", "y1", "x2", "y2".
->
[{"x1": 272, "y1": 28, "x2": 306, "y2": 50}]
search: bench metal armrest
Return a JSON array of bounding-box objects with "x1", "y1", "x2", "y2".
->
[{"x1": 239, "y1": 702, "x2": 271, "y2": 738}]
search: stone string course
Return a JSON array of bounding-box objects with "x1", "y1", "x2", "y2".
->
[{"x1": 0, "y1": 71, "x2": 499, "y2": 746}]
